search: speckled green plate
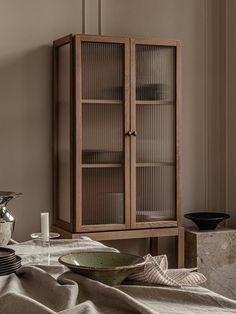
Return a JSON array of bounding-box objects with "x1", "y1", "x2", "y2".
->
[{"x1": 59, "y1": 251, "x2": 145, "y2": 286}]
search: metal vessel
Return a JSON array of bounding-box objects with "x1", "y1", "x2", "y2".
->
[{"x1": 0, "y1": 192, "x2": 23, "y2": 245}]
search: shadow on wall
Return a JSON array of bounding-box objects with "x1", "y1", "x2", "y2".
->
[{"x1": 0, "y1": 45, "x2": 53, "y2": 241}]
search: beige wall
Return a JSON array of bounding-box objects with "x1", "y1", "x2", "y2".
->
[
  {"x1": 0, "y1": 0, "x2": 229, "y2": 251},
  {"x1": 0, "y1": 0, "x2": 82, "y2": 241}
]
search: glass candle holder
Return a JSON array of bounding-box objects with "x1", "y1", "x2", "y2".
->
[
  {"x1": 30, "y1": 232, "x2": 60, "y2": 265},
  {"x1": 31, "y1": 232, "x2": 60, "y2": 240}
]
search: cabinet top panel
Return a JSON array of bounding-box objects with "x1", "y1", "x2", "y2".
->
[{"x1": 53, "y1": 34, "x2": 181, "y2": 47}]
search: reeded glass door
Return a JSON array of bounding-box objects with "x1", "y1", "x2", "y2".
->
[
  {"x1": 75, "y1": 36, "x2": 130, "y2": 231},
  {"x1": 53, "y1": 35, "x2": 74, "y2": 232},
  {"x1": 130, "y1": 39, "x2": 180, "y2": 228}
]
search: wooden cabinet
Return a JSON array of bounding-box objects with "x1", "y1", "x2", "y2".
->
[{"x1": 53, "y1": 34, "x2": 183, "y2": 266}]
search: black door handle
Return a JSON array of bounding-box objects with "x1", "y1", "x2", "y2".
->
[{"x1": 126, "y1": 131, "x2": 132, "y2": 136}]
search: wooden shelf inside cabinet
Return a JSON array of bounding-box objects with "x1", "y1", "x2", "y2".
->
[
  {"x1": 82, "y1": 163, "x2": 123, "y2": 168},
  {"x1": 136, "y1": 162, "x2": 175, "y2": 167},
  {"x1": 82, "y1": 99, "x2": 123, "y2": 105},
  {"x1": 136, "y1": 100, "x2": 175, "y2": 105}
]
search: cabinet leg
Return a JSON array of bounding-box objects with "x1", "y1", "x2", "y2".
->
[
  {"x1": 176, "y1": 226, "x2": 184, "y2": 268},
  {"x1": 150, "y1": 237, "x2": 158, "y2": 256}
]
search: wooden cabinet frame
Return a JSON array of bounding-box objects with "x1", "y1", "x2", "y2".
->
[
  {"x1": 53, "y1": 34, "x2": 75, "y2": 233},
  {"x1": 52, "y1": 34, "x2": 183, "y2": 267}
]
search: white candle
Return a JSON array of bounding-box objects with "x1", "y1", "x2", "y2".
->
[{"x1": 41, "y1": 212, "x2": 49, "y2": 240}]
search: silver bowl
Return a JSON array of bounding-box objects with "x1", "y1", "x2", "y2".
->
[{"x1": 0, "y1": 192, "x2": 23, "y2": 245}]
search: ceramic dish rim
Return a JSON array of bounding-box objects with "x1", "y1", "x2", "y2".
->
[
  {"x1": 0, "y1": 256, "x2": 21, "y2": 269},
  {"x1": 0, "y1": 265, "x2": 21, "y2": 276},
  {"x1": 0, "y1": 264, "x2": 21, "y2": 272},
  {"x1": 0, "y1": 256, "x2": 16, "y2": 262},
  {"x1": 0, "y1": 247, "x2": 15, "y2": 258},
  {"x1": 58, "y1": 251, "x2": 145, "y2": 271},
  {"x1": 184, "y1": 212, "x2": 230, "y2": 221}
]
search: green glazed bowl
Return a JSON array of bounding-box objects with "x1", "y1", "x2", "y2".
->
[{"x1": 59, "y1": 251, "x2": 145, "y2": 286}]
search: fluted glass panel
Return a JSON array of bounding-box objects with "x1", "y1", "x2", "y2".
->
[
  {"x1": 82, "y1": 168, "x2": 124, "y2": 225},
  {"x1": 58, "y1": 44, "x2": 71, "y2": 223},
  {"x1": 136, "y1": 104, "x2": 175, "y2": 163},
  {"x1": 136, "y1": 166, "x2": 175, "y2": 222},
  {"x1": 81, "y1": 42, "x2": 124, "y2": 100},
  {"x1": 136, "y1": 45, "x2": 175, "y2": 101},
  {"x1": 82, "y1": 103, "x2": 123, "y2": 164}
]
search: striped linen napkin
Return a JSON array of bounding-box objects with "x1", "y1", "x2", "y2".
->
[{"x1": 128, "y1": 254, "x2": 207, "y2": 287}]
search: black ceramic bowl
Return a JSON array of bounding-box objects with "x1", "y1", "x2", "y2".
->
[{"x1": 184, "y1": 212, "x2": 230, "y2": 230}]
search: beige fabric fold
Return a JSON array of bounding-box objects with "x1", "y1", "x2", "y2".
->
[
  {"x1": 0, "y1": 266, "x2": 236, "y2": 314},
  {"x1": 0, "y1": 239, "x2": 235, "y2": 314},
  {"x1": 128, "y1": 254, "x2": 206, "y2": 287}
]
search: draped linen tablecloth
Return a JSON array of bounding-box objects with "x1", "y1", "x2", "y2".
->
[{"x1": 0, "y1": 238, "x2": 236, "y2": 314}]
